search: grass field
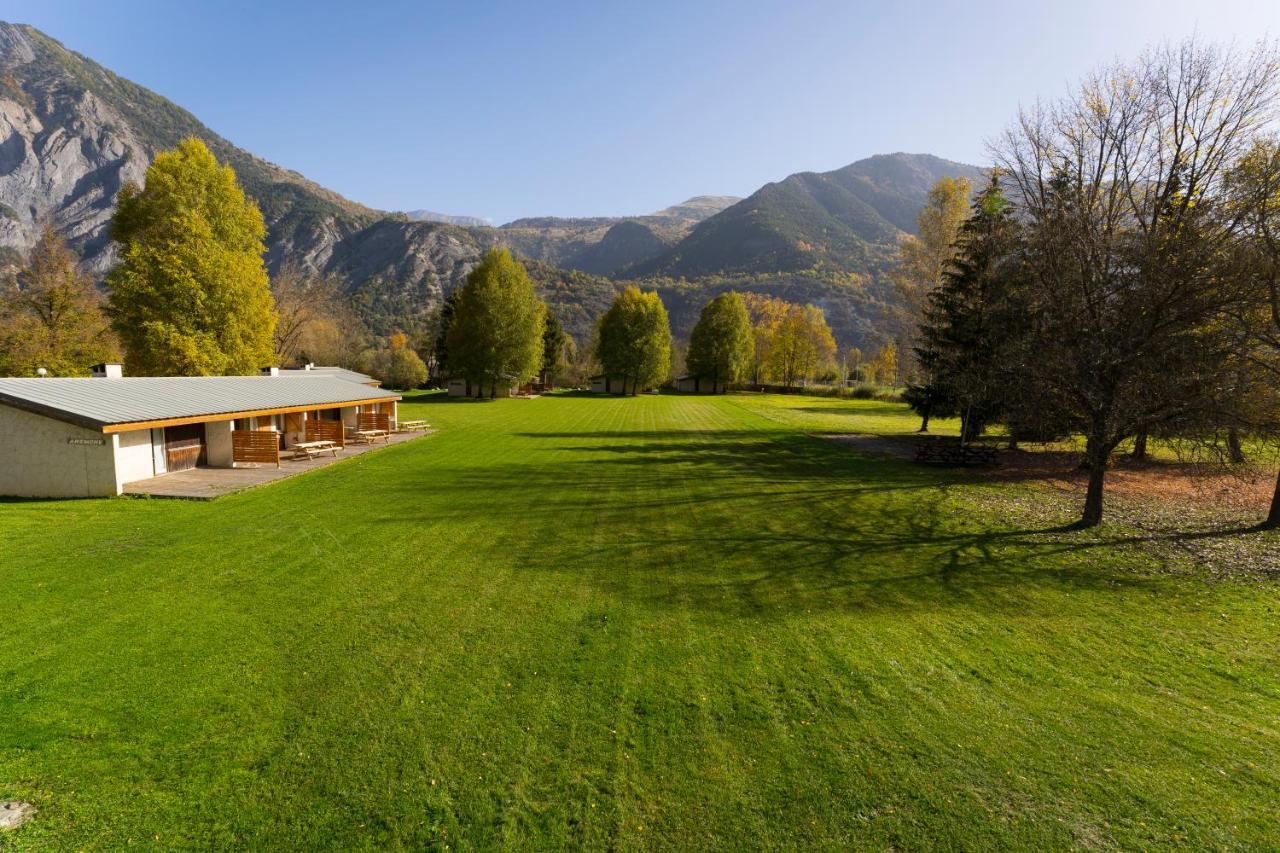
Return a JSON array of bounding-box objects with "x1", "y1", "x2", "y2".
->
[{"x1": 2, "y1": 391, "x2": 1278, "y2": 849}]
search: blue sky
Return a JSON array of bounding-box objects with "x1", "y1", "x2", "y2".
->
[{"x1": 9, "y1": 0, "x2": 1280, "y2": 223}]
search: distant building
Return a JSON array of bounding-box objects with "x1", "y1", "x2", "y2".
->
[
  {"x1": 675, "y1": 375, "x2": 727, "y2": 394},
  {"x1": 0, "y1": 363, "x2": 399, "y2": 498},
  {"x1": 274, "y1": 364, "x2": 381, "y2": 387},
  {"x1": 447, "y1": 377, "x2": 518, "y2": 398},
  {"x1": 589, "y1": 375, "x2": 630, "y2": 394}
]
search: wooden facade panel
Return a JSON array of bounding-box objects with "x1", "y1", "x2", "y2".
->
[
  {"x1": 232, "y1": 429, "x2": 281, "y2": 468},
  {"x1": 304, "y1": 419, "x2": 344, "y2": 447}
]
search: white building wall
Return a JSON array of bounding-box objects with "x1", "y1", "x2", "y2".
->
[
  {"x1": 113, "y1": 428, "x2": 156, "y2": 489},
  {"x1": 205, "y1": 420, "x2": 233, "y2": 468},
  {"x1": 0, "y1": 404, "x2": 118, "y2": 497}
]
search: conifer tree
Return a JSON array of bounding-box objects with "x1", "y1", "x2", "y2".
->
[{"x1": 908, "y1": 174, "x2": 1022, "y2": 444}]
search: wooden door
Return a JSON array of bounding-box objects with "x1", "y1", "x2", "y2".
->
[{"x1": 164, "y1": 423, "x2": 206, "y2": 472}]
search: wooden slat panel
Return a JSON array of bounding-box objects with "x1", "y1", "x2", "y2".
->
[
  {"x1": 357, "y1": 412, "x2": 390, "y2": 432},
  {"x1": 232, "y1": 429, "x2": 281, "y2": 467},
  {"x1": 304, "y1": 419, "x2": 345, "y2": 447}
]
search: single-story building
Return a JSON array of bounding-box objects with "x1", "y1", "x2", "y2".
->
[
  {"x1": 447, "y1": 377, "x2": 519, "y2": 398},
  {"x1": 275, "y1": 364, "x2": 380, "y2": 386},
  {"x1": 675, "y1": 374, "x2": 727, "y2": 394},
  {"x1": 589, "y1": 375, "x2": 631, "y2": 394},
  {"x1": 0, "y1": 364, "x2": 401, "y2": 498}
]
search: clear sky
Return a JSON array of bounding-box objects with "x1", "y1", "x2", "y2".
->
[{"x1": 8, "y1": 0, "x2": 1280, "y2": 223}]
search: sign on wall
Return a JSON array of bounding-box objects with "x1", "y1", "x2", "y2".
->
[{"x1": 67, "y1": 438, "x2": 104, "y2": 446}]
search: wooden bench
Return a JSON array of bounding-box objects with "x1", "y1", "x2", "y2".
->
[
  {"x1": 914, "y1": 441, "x2": 1000, "y2": 467},
  {"x1": 398, "y1": 419, "x2": 429, "y2": 431}
]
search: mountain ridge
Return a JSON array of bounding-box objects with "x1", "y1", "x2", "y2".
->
[{"x1": 0, "y1": 20, "x2": 983, "y2": 350}]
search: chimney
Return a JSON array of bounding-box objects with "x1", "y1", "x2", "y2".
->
[
  {"x1": 91, "y1": 363, "x2": 123, "y2": 379},
  {"x1": 260, "y1": 366, "x2": 280, "y2": 377}
]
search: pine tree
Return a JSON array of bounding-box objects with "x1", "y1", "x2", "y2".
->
[
  {"x1": 909, "y1": 174, "x2": 1022, "y2": 444},
  {"x1": 106, "y1": 137, "x2": 277, "y2": 375},
  {"x1": 595, "y1": 287, "x2": 672, "y2": 395},
  {"x1": 686, "y1": 291, "x2": 752, "y2": 391},
  {"x1": 446, "y1": 249, "x2": 545, "y2": 397}
]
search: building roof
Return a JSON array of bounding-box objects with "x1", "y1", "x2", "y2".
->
[
  {"x1": 279, "y1": 366, "x2": 378, "y2": 385},
  {"x1": 0, "y1": 376, "x2": 400, "y2": 433}
]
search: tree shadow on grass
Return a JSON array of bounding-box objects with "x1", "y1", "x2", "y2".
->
[{"x1": 361, "y1": 425, "x2": 1272, "y2": 618}]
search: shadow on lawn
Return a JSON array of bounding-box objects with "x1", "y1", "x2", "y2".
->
[{"x1": 379, "y1": 427, "x2": 1251, "y2": 617}]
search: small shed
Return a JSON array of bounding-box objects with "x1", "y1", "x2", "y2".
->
[
  {"x1": 448, "y1": 377, "x2": 518, "y2": 398},
  {"x1": 675, "y1": 374, "x2": 727, "y2": 394},
  {"x1": 589, "y1": 375, "x2": 630, "y2": 394}
]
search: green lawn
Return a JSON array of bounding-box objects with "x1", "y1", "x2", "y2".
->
[{"x1": 2, "y1": 392, "x2": 1278, "y2": 849}]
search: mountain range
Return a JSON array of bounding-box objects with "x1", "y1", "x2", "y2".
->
[{"x1": 0, "y1": 21, "x2": 984, "y2": 349}]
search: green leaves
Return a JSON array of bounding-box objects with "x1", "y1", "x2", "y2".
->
[
  {"x1": 595, "y1": 287, "x2": 673, "y2": 394},
  {"x1": 446, "y1": 249, "x2": 546, "y2": 395},
  {"x1": 105, "y1": 138, "x2": 276, "y2": 376},
  {"x1": 686, "y1": 291, "x2": 752, "y2": 387}
]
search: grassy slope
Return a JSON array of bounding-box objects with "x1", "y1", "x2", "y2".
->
[{"x1": 1, "y1": 393, "x2": 1278, "y2": 849}]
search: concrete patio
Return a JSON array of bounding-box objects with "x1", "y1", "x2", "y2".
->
[{"x1": 122, "y1": 430, "x2": 429, "y2": 499}]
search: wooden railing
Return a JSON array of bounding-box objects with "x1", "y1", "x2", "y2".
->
[
  {"x1": 305, "y1": 419, "x2": 344, "y2": 447},
  {"x1": 232, "y1": 429, "x2": 281, "y2": 468}
]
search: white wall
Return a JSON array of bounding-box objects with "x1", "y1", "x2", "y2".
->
[
  {"x1": 206, "y1": 420, "x2": 233, "y2": 468},
  {"x1": 0, "y1": 404, "x2": 118, "y2": 497},
  {"x1": 113, "y1": 428, "x2": 156, "y2": 489}
]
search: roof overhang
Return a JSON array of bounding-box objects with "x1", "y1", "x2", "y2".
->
[{"x1": 0, "y1": 390, "x2": 401, "y2": 434}]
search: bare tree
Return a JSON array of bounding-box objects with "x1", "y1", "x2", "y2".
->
[
  {"x1": 994, "y1": 39, "x2": 1280, "y2": 526},
  {"x1": 270, "y1": 263, "x2": 346, "y2": 365}
]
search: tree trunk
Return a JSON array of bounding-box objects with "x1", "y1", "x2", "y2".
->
[
  {"x1": 1227, "y1": 428, "x2": 1246, "y2": 464},
  {"x1": 918, "y1": 405, "x2": 931, "y2": 433},
  {"x1": 1130, "y1": 428, "x2": 1148, "y2": 461},
  {"x1": 1265, "y1": 467, "x2": 1280, "y2": 530},
  {"x1": 1080, "y1": 430, "x2": 1111, "y2": 527}
]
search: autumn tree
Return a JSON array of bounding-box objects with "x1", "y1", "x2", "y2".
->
[
  {"x1": 106, "y1": 137, "x2": 277, "y2": 375},
  {"x1": 996, "y1": 39, "x2": 1278, "y2": 526},
  {"x1": 767, "y1": 304, "x2": 836, "y2": 388},
  {"x1": 740, "y1": 292, "x2": 789, "y2": 385},
  {"x1": 445, "y1": 248, "x2": 545, "y2": 397},
  {"x1": 364, "y1": 331, "x2": 428, "y2": 389},
  {"x1": 1229, "y1": 137, "x2": 1280, "y2": 527},
  {"x1": 0, "y1": 227, "x2": 118, "y2": 376},
  {"x1": 866, "y1": 342, "x2": 898, "y2": 387},
  {"x1": 271, "y1": 262, "x2": 347, "y2": 365},
  {"x1": 889, "y1": 175, "x2": 972, "y2": 381},
  {"x1": 595, "y1": 286, "x2": 672, "y2": 395},
  {"x1": 686, "y1": 291, "x2": 752, "y2": 390}
]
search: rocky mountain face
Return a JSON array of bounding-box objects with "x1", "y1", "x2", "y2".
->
[
  {"x1": 0, "y1": 21, "x2": 983, "y2": 350},
  {"x1": 0, "y1": 21, "x2": 483, "y2": 334},
  {"x1": 404, "y1": 209, "x2": 491, "y2": 228}
]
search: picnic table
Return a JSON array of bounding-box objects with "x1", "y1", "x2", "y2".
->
[
  {"x1": 398, "y1": 419, "x2": 429, "y2": 431},
  {"x1": 351, "y1": 429, "x2": 391, "y2": 445},
  {"x1": 291, "y1": 439, "x2": 340, "y2": 460}
]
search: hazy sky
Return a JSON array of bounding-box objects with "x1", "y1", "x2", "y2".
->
[{"x1": 9, "y1": 0, "x2": 1280, "y2": 223}]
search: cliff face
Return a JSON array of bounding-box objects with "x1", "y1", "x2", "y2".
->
[{"x1": 0, "y1": 21, "x2": 486, "y2": 331}]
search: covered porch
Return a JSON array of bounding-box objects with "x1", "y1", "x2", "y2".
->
[{"x1": 122, "y1": 429, "x2": 426, "y2": 499}]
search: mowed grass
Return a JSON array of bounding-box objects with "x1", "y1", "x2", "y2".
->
[{"x1": 1, "y1": 391, "x2": 1278, "y2": 849}]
